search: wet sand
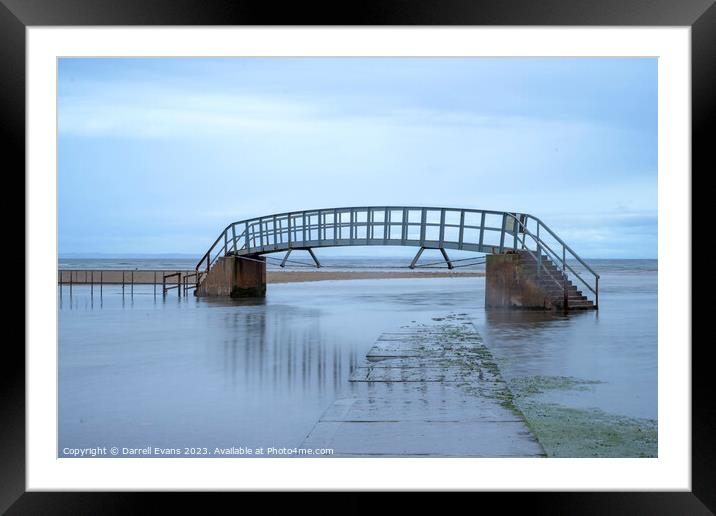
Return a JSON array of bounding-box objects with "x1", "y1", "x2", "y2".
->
[
  {"x1": 267, "y1": 270, "x2": 483, "y2": 284},
  {"x1": 58, "y1": 269, "x2": 484, "y2": 285}
]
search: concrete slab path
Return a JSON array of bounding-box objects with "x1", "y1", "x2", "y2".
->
[{"x1": 301, "y1": 315, "x2": 545, "y2": 457}]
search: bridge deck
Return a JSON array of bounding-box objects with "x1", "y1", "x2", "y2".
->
[{"x1": 301, "y1": 316, "x2": 545, "y2": 457}]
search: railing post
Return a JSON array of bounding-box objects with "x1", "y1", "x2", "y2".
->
[
  {"x1": 303, "y1": 213, "x2": 308, "y2": 244},
  {"x1": 259, "y1": 218, "x2": 265, "y2": 249},
  {"x1": 537, "y1": 224, "x2": 541, "y2": 277},
  {"x1": 333, "y1": 209, "x2": 338, "y2": 244},
  {"x1": 595, "y1": 277, "x2": 599, "y2": 309},
  {"x1": 458, "y1": 210, "x2": 465, "y2": 250},
  {"x1": 401, "y1": 208, "x2": 408, "y2": 244},
  {"x1": 349, "y1": 209, "x2": 355, "y2": 244},
  {"x1": 419, "y1": 208, "x2": 427, "y2": 246},
  {"x1": 498, "y1": 213, "x2": 507, "y2": 253},
  {"x1": 273, "y1": 215, "x2": 278, "y2": 247},
  {"x1": 562, "y1": 245, "x2": 567, "y2": 309},
  {"x1": 318, "y1": 211, "x2": 323, "y2": 245}
]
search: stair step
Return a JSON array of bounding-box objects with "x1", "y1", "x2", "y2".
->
[
  {"x1": 515, "y1": 252, "x2": 595, "y2": 309},
  {"x1": 514, "y1": 252, "x2": 596, "y2": 310},
  {"x1": 539, "y1": 284, "x2": 576, "y2": 291}
]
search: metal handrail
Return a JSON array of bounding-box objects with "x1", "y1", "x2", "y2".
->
[
  {"x1": 196, "y1": 206, "x2": 599, "y2": 307},
  {"x1": 521, "y1": 214, "x2": 600, "y2": 277},
  {"x1": 505, "y1": 213, "x2": 599, "y2": 304},
  {"x1": 512, "y1": 231, "x2": 566, "y2": 292}
]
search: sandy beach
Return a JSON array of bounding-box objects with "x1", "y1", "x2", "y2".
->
[
  {"x1": 58, "y1": 269, "x2": 484, "y2": 285},
  {"x1": 267, "y1": 270, "x2": 484, "y2": 283}
]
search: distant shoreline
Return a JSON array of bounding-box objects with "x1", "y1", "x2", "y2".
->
[
  {"x1": 57, "y1": 269, "x2": 484, "y2": 285},
  {"x1": 267, "y1": 270, "x2": 484, "y2": 283}
]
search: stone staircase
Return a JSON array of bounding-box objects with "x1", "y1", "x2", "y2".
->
[{"x1": 517, "y1": 251, "x2": 596, "y2": 310}]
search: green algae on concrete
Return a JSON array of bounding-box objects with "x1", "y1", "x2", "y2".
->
[
  {"x1": 302, "y1": 314, "x2": 545, "y2": 457},
  {"x1": 516, "y1": 400, "x2": 657, "y2": 457},
  {"x1": 432, "y1": 317, "x2": 657, "y2": 458},
  {"x1": 510, "y1": 375, "x2": 603, "y2": 396},
  {"x1": 432, "y1": 318, "x2": 531, "y2": 421},
  {"x1": 507, "y1": 375, "x2": 657, "y2": 458}
]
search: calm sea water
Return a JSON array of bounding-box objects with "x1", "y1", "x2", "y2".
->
[{"x1": 58, "y1": 258, "x2": 656, "y2": 456}]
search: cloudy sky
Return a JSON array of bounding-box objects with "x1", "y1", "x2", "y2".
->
[{"x1": 58, "y1": 57, "x2": 657, "y2": 258}]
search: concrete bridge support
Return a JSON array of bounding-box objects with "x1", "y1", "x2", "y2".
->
[
  {"x1": 195, "y1": 255, "x2": 266, "y2": 298},
  {"x1": 485, "y1": 253, "x2": 553, "y2": 310},
  {"x1": 486, "y1": 251, "x2": 595, "y2": 310}
]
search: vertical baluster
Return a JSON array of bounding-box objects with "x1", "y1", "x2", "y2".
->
[
  {"x1": 499, "y1": 213, "x2": 507, "y2": 253},
  {"x1": 562, "y1": 245, "x2": 567, "y2": 309},
  {"x1": 273, "y1": 215, "x2": 278, "y2": 248},
  {"x1": 419, "y1": 208, "x2": 427, "y2": 246},
  {"x1": 402, "y1": 208, "x2": 408, "y2": 244},
  {"x1": 595, "y1": 277, "x2": 599, "y2": 309},
  {"x1": 458, "y1": 210, "x2": 465, "y2": 250},
  {"x1": 333, "y1": 209, "x2": 338, "y2": 243},
  {"x1": 537, "y1": 224, "x2": 542, "y2": 277},
  {"x1": 350, "y1": 209, "x2": 355, "y2": 244},
  {"x1": 302, "y1": 213, "x2": 307, "y2": 245},
  {"x1": 317, "y1": 211, "x2": 321, "y2": 242}
]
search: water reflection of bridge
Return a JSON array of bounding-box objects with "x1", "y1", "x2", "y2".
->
[{"x1": 217, "y1": 307, "x2": 360, "y2": 396}]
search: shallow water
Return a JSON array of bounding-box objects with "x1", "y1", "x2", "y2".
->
[{"x1": 58, "y1": 260, "x2": 656, "y2": 456}]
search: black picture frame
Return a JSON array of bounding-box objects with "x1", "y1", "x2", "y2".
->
[{"x1": 3, "y1": 0, "x2": 712, "y2": 512}]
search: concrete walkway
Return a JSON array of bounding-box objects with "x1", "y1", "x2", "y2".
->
[{"x1": 302, "y1": 315, "x2": 545, "y2": 457}]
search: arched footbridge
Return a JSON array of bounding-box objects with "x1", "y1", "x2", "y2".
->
[{"x1": 195, "y1": 206, "x2": 599, "y2": 310}]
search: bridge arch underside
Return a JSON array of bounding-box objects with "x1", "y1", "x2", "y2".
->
[{"x1": 243, "y1": 240, "x2": 503, "y2": 257}]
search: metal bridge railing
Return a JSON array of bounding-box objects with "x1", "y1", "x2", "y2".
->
[{"x1": 196, "y1": 206, "x2": 599, "y2": 307}]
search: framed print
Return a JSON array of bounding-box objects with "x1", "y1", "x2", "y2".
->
[{"x1": 3, "y1": 0, "x2": 713, "y2": 511}]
